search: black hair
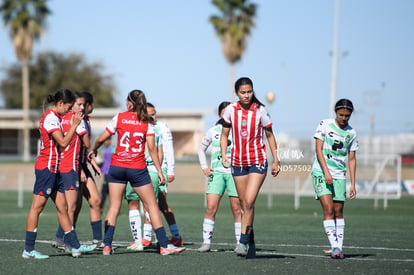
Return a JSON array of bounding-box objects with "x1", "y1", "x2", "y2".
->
[
  {"x1": 46, "y1": 89, "x2": 75, "y2": 105},
  {"x1": 127, "y1": 90, "x2": 152, "y2": 123},
  {"x1": 234, "y1": 77, "x2": 265, "y2": 107},
  {"x1": 335, "y1": 98, "x2": 354, "y2": 113},
  {"x1": 216, "y1": 101, "x2": 231, "y2": 126},
  {"x1": 81, "y1": 91, "x2": 94, "y2": 105},
  {"x1": 217, "y1": 101, "x2": 230, "y2": 116},
  {"x1": 147, "y1": 102, "x2": 155, "y2": 108}
]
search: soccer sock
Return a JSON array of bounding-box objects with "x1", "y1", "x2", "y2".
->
[
  {"x1": 64, "y1": 229, "x2": 81, "y2": 249},
  {"x1": 335, "y1": 218, "x2": 345, "y2": 250},
  {"x1": 129, "y1": 210, "x2": 142, "y2": 243},
  {"x1": 169, "y1": 223, "x2": 180, "y2": 239},
  {"x1": 234, "y1": 222, "x2": 241, "y2": 244},
  {"x1": 143, "y1": 223, "x2": 153, "y2": 241},
  {"x1": 323, "y1": 219, "x2": 337, "y2": 248},
  {"x1": 104, "y1": 223, "x2": 115, "y2": 248},
  {"x1": 154, "y1": 227, "x2": 169, "y2": 248},
  {"x1": 202, "y1": 218, "x2": 215, "y2": 244},
  {"x1": 239, "y1": 233, "x2": 249, "y2": 245},
  {"x1": 91, "y1": 220, "x2": 102, "y2": 241},
  {"x1": 25, "y1": 230, "x2": 37, "y2": 252},
  {"x1": 55, "y1": 224, "x2": 64, "y2": 239}
]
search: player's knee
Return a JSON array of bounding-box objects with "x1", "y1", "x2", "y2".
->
[{"x1": 89, "y1": 197, "x2": 101, "y2": 209}]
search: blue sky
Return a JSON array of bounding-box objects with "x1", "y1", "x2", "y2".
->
[{"x1": 1, "y1": 0, "x2": 413, "y2": 138}]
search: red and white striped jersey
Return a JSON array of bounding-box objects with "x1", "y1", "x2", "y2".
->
[
  {"x1": 59, "y1": 112, "x2": 88, "y2": 173},
  {"x1": 35, "y1": 109, "x2": 63, "y2": 173},
  {"x1": 79, "y1": 116, "x2": 91, "y2": 165},
  {"x1": 106, "y1": 111, "x2": 154, "y2": 169},
  {"x1": 222, "y1": 102, "x2": 273, "y2": 167}
]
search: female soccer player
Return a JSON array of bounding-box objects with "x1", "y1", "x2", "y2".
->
[
  {"x1": 312, "y1": 98, "x2": 358, "y2": 259},
  {"x1": 22, "y1": 89, "x2": 96, "y2": 259},
  {"x1": 125, "y1": 121, "x2": 163, "y2": 251},
  {"x1": 140, "y1": 103, "x2": 183, "y2": 247},
  {"x1": 52, "y1": 92, "x2": 90, "y2": 249},
  {"x1": 198, "y1": 101, "x2": 241, "y2": 252},
  {"x1": 88, "y1": 89, "x2": 185, "y2": 255},
  {"x1": 74, "y1": 91, "x2": 103, "y2": 247},
  {"x1": 220, "y1": 77, "x2": 280, "y2": 258}
]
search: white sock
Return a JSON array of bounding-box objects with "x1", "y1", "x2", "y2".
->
[
  {"x1": 129, "y1": 210, "x2": 142, "y2": 243},
  {"x1": 335, "y1": 218, "x2": 345, "y2": 250},
  {"x1": 144, "y1": 211, "x2": 151, "y2": 223},
  {"x1": 323, "y1": 219, "x2": 338, "y2": 249},
  {"x1": 169, "y1": 224, "x2": 180, "y2": 239},
  {"x1": 202, "y1": 218, "x2": 215, "y2": 244},
  {"x1": 234, "y1": 222, "x2": 241, "y2": 244},
  {"x1": 143, "y1": 223, "x2": 153, "y2": 241}
]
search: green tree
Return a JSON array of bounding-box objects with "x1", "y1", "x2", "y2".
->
[
  {"x1": 210, "y1": 0, "x2": 256, "y2": 101},
  {"x1": 1, "y1": 51, "x2": 118, "y2": 109},
  {"x1": 0, "y1": 0, "x2": 50, "y2": 161}
]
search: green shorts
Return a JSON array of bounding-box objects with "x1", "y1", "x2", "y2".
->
[
  {"x1": 124, "y1": 170, "x2": 160, "y2": 201},
  {"x1": 207, "y1": 171, "x2": 238, "y2": 197},
  {"x1": 311, "y1": 170, "x2": 346, "y2": 201}
]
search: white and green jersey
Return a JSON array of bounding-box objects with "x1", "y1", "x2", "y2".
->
[
  {"x1": 156, "y1": 121, "x2": 175, "y2": 176},
  {"x1": 198, "y1": 124, "x2": 232, "y2": 174},
  {"x1": 145, "y1": 124, "x2": 162, "y2": 172},
  {"x1": 312, "y1": 118, "x2": 358, "y2": 179}
]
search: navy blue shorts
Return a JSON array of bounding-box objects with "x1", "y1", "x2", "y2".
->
[
  {"x1": 231, "y1": 162, "x2": 268, "y2": 177},
  {"x1": 107, "y1": 166, "x2": 151, "y2": 188},
  {"x1": 60, "y1": 170, "x2": 80, "y2": 191},
  {"x1": 80, "y1": 163, "x2": 93, "y2": 179},
  {"x1": 33, "y1": 168, "x2": 64, "y2": 198}
]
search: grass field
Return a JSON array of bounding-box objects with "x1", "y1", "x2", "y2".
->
[{"x1": 0, "y1": 191, "x2": 413, "y2": 274}]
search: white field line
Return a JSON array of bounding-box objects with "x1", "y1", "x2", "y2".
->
[{"x1": 2, "y1": 238, "x2": 413, "y2": 262}]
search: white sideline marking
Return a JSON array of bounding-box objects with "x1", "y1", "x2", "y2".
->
[{"x1": 3, "y1": 238, "x2": 413, "y2": 262}]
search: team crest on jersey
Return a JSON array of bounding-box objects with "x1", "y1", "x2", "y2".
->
[
  {"x1": 241, "y1": 119, "x2": 247, "y2": 127},
  {"x1": 345, "y1": 135, "x2": 351, "y2": 143},
  {"x1": 46, "y1": 188, "x2": 52, "y2": 195}
]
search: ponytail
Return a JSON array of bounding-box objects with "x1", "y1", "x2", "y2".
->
[{"x1": 127, "y1": 90, "x2": 153, "y2": 123}]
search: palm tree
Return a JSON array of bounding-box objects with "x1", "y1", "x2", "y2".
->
[
  {"x1": 0, "y1": 0, "x2": 50, "y2": 161},
  {"x1": 210, "y1": 0, "x2": 256, "y2": 102}
]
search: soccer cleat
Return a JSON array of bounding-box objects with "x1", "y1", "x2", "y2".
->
[
  {"x1": 127, "y1": 242, "x2": 144, "y2": 251},
  {"x1": 103, "y1": 246, "x2": 112, "y2": 255},
  {"x1": 170, "y1": 237, "x2": 184, "y2": 247},
  {"x1": 323, "y1": 249, "x2": 332, "y2": 254},
  {"x1": 331, "y1": 247, "x2": 344, "y2": 259},
  {"x1": 71, "y1": 244, "x2": 97, "y2": 258},
  {"x1": 198, "y1": 243, "x2": 211, "y2": 252},
  {"x1": 160, "y1": 244, "x2": 186, "y2": 255},
  {"x1": 92, "y1": 240, "x2": 105, "y2": 250},
  {"x1": 235, "y1": 243, "x2": 248, "y2": 257},
  {"x1": 22, "y1": 250, "x2": 49, "y2": 259},
  {"x1": 51, "y1": 237, "x2": 65, "y2": 250},
  {"x1": 142, "y1": 238, "x2": 152, "y2": 247}
]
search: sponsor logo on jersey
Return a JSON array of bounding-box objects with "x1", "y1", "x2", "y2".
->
[{"x1": 121, "y1": 119, "x2": 142, "y2": 125}]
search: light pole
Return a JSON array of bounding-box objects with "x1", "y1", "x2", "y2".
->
[{"x1": 329, "y1": 0, "x2": 340, "y2": 118}]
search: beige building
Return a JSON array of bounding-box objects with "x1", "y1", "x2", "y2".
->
[{"x1": 0, "y1": 108, "x2": 213, "y2": 160}]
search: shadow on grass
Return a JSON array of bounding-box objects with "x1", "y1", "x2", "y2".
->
[{"x1": 343, "y1": 253, "x2": 376, "y2": 259}]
